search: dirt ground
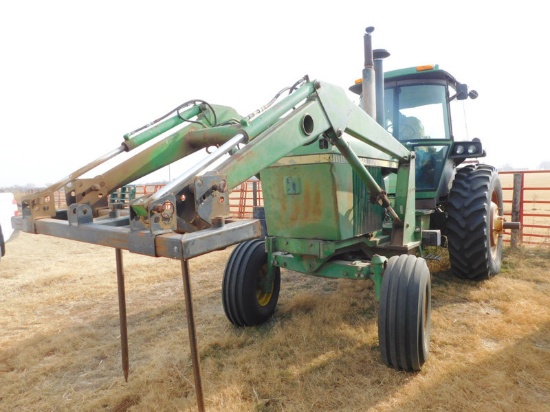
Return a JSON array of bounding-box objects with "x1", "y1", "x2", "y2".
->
[{"x1": 1, "y1": 233, "x2": 549, "y2": 411}]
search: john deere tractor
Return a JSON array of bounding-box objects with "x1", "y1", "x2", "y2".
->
[
  {"x1": 349, "y1": 40, "x2": 512, "y2": 282},
  {"x1": 12, "y1": 27, "x2": 518, "y2": 409}
]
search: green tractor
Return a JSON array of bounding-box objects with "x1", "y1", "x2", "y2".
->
[
  {"x1": 221, "y1": 27, "x2": 517, "y2": 372},
  {"x1": 13, "y1": 27, "x2": 518, "y2": 397},
  {"x1": 349, "y1": 52, "x2": 508, "y2": 281}
]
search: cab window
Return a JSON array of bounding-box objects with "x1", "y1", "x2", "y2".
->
[{"x1": 384, "y1": 84, "x2": 450, "y2": 141}]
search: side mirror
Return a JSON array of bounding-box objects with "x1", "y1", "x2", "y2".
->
[
  {"x1": 454, "y1": 83, "x2": 479, "y2": 101},
  {"x1": 456, "y1": 83, "x2": 469, "y2": 100}
]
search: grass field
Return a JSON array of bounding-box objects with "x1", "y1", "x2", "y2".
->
[{"x1": 1, "y1": 232, "x2": 549, "y2": 411}]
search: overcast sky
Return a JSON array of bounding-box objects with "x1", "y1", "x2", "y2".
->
[{"x1": 1, "y1": 1, "x2": 547, "y2": 187}]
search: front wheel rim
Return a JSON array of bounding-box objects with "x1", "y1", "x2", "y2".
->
[
  {"x1": 256, "y1": 264, "x2": 273, "y2": 307},
  {"x1": 489, "y1": 186, "x2": 503, "y2": 260}
]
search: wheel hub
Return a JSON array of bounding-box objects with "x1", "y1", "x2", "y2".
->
[
  {"x1": 256, "y1": 264, "x2": 273, "y2": 307},
  {"x1": 489, "y1": 202, "x2": 502, "y2": 258}
]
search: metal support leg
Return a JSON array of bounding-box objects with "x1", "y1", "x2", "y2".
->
[
  {"x1": 115, "y1": 248, "x2": 130, "y2": 382},
  {"x1": 181, "y1": 259, "x2": 205, "y2": 412}
]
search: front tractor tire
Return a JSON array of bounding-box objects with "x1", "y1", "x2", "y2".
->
[
  {"x1": 222, "y1": 239, "x2": 281, "y2": 326},
  {"x1": 378, "y1": 255, "x2": 431, "y2": 372},
  {"x1": 447, "y1": 164, "x2": 504, "y2": 280}
]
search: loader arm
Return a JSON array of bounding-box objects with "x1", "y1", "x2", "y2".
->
[
  {"x1": 20, "y1": 103, "x2": 242, "y2": 220},
  {"x1": 68, "y1": 104, "x2": 243, "y2": 212},
  {"x1": 217, "y1": 80, "x2": 410, "y2": 189},
  {"x1": 15, "y1": 76, "x2": 416, "y2": 255},
  {"x1": 124, "y1": 78, "x2": 415, "y2": 241},
  {"x1": 194, "y1": 80, "x2": 414, "y2": 240}
]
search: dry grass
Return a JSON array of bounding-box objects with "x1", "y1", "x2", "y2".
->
[{"x1": 1, "y1": 234, "x2": 550, "y2": 411}]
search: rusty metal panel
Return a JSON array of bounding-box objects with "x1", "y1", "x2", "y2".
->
[
  {"x1": 176, "y1": 219, "x2": 260, "y2": 259},
  {"x1": 262, "y1": 160, "x2": 360, "y2": 240},
  {"x1": 26, "y1": 217, "x2": 261, "y2": 260}
]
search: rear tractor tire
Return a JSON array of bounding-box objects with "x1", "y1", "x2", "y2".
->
[
  {"x1": 447, "y1": 164, "x2": 504, "y2": 280},
  {"x1": 378, "y1": 255, "x2": 431, "y2": 372},
  {"x1": 222, "y1": 239, "x2": 281, "y2": 326}
]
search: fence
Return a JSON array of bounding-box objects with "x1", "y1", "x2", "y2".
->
[
  {"x1": 43, "y1": 180, "x2": 262, "y2": 219},
  {"x1": 34, "y1": 171, "x2": 550, "y2": 245},
  {"x1": 500, "y1": 170, "x2": 550, "y2": 245},
  {"x1": 228, "y1": 179, "x2": 263, "y2": 218},
  {"x1": 129, "y1": 181, "x2": 263, "y2": 219}
]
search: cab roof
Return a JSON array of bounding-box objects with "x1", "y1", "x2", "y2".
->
[
  {"x1": 385, "y1": 65, "x2": 459, "y2": 85},
  {"x1": 350, "y1": 64, "x2": 461, "y2": 95}
]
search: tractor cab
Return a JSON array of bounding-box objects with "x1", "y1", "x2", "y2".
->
[{"x1": 351, "y1": 64, "x2": 483, "y2": 208}]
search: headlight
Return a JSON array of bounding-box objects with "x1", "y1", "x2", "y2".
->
[{"x1": 450, "y1": 140, "x2": 484, "y2": 159}]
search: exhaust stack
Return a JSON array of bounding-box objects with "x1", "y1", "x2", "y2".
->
[
  {"x1": 374, "y1": 48, "x2": 390, "y2": 127},
  {"x1": 361, "y1": 26, "x2": 376, "y2": 117}
]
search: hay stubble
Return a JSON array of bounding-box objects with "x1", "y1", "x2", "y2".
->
[{"x1": 1, "y1": 234, "x2": 549, "y2": 411}]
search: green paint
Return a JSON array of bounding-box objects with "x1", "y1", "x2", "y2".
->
[{"x1": 370, "y1": 254, "x2": 387, "y2": 300}]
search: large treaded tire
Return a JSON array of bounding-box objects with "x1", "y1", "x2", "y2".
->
[
  {"x1": 222, "y1": 239, "x2": 280, "y2": 326},
  {"x1": 447, "y1": 164, "x2": 503, "y2": 280},
  {"x1": 378, "y1": 255, "x2": 431, "y2": 372}
]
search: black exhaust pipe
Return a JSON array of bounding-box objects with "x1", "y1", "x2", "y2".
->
[{"x1": 373, "y1": 48, "x2": 390, "y2": 127}]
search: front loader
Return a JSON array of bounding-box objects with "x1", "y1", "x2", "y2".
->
[{"x1": 12, "y1": 26, "x2": 517, "y2": 410}]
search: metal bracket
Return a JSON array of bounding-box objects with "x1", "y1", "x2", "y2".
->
[
  {"x1": 129, "y1": 193, "x2": 178, "y2": 234},
  {"x1": 68, "y1": 204, "x2": 93, "y2": 225},
  {"x1": 21, "y1": 190, "x2": 57, "y2": 219},
  {"x1": 194, "y1": 172, "x2": 230, "y2": 224}
]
